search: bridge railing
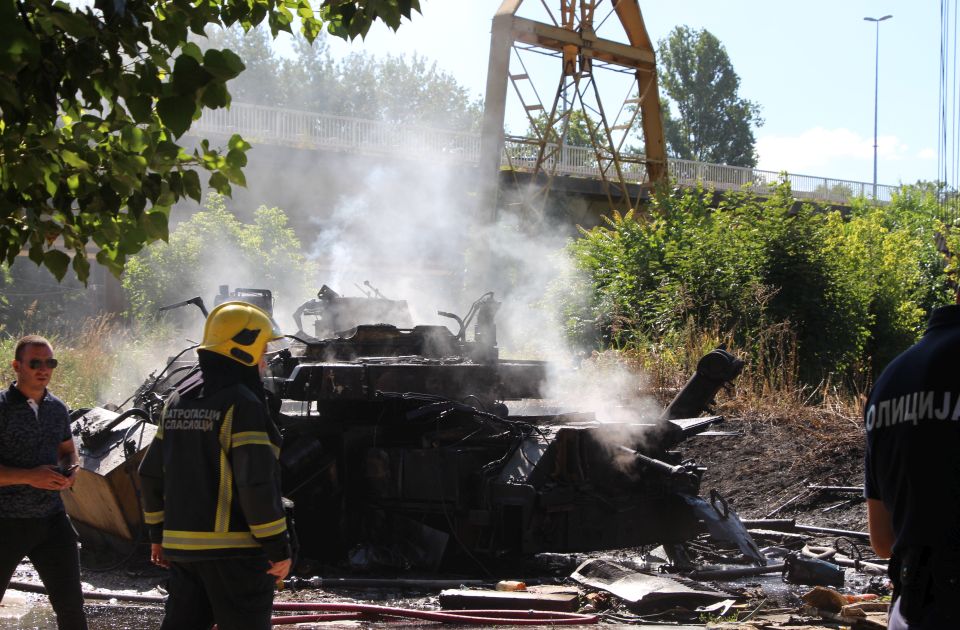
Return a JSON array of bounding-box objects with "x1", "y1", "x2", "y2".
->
[
  {"x1": 194, "y1": 102, "x2": 898, "y2": 205},
  {"x1": 194, "y1": 103, "x2": 482, "y2": 163}
]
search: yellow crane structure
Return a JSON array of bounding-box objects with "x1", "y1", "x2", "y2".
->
[{"x1": 479, "y1": 0, "x2": 667, "y2": 221}]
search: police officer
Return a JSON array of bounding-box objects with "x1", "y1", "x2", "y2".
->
[
  {"x1": 139, "y1": 302, "x2": 291, "y2": 630},
  {"x1": 864, "y1": 301, "x2": 960, "y2": 629}
]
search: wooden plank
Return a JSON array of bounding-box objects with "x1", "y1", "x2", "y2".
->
[
  {"x1": 107, "y1": 448, "x2": 149, "y2": 530},
  {"x1": 62, "y1": 469, "x2": 132, "y2": 540},
  {"x1": 439, "y1": 588, "x2": 579, "y2": 613}
]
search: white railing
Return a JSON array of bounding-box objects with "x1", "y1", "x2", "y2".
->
[
  {"x1": 193, "y1": 102, "x2": 899, "y2": 205},
  {"x1": 194, "y1": 103, "x2": 481, "y2": 164}
]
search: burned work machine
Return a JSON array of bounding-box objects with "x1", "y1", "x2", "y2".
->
[{"x1": 67, "y1": 287, "x2": 745, "y2": 570}]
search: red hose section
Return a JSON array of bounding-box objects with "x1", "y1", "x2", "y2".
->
[{"x1": 269, "y1": 602, "x2": 599, "y2": 625}]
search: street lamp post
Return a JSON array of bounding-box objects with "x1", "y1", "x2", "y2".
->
[{"x1": 864, "y1": 14, "x2": 892, "y2": 200}]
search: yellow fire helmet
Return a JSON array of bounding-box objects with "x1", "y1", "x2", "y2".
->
[{"x1": 198, "y1": 301, "x2": 283, "y2": 366}]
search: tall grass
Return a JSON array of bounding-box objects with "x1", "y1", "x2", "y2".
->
[
  {"x1": 624, "y1": 317, "x2": 864, "y2": 423},
  {"x1": 0, "y1": 316, "x2": 181, "y2": 410}
]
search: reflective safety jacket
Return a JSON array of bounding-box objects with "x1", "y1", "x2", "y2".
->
[{"x1": 138, "y1": 383, "x2": 290, "y2": 562}]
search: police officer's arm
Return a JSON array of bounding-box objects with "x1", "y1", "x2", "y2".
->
[
  {"x1": 867, "y1": 498, "x2": 894, "y2": 558},
  {"x1": 230, "y1": 398, "x2": 291, "y2": 565}
]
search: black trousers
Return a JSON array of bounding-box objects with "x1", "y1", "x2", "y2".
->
[
  {"x1": 889, "y1": 596, "x2": 958, "y2": 629},
  {"x1": 160, "y1": 556, "x2": 276, "y2": 630},
  {"x1": 0, "y1": 512, "x2": 87, "y2": 630},
  {"x1": 889, "y1": 546, "x2": 960, "y2": 629}
]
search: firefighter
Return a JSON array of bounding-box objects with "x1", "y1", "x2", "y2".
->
[
  {"x1": 864, "y1": 299, "x2": 960, "y2": 629},
  {"x1": 139, "y1": 302, "x2": 291, "y2": 630}
]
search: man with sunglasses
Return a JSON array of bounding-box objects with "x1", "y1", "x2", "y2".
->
[{"x1": 0, "y1": 335, "x2": 86, "y2": 630}]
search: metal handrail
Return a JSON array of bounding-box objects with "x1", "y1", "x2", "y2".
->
[{"x1": 192, "y1": 102, "x2": 899, "y2": 205}]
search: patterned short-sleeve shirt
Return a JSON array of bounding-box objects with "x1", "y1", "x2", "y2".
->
[{"x1": 0, "y1": 383, "x2": 72, "y2": 518}]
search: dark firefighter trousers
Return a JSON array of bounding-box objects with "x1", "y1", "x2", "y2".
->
[
  {"x1": 0, "y1": 512, "x2": 87, "y2": 630},
  {"x1": 160, "y1": 555, "x2": 276, "y2": 630}
]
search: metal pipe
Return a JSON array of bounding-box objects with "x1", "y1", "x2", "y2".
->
[
  {"x1": 807, "y1": 485, "x2": 865, "y2": 494},
  {"x1": 794, "y1": 524, "x2": 871, "y2": 542},
  {"x1": 289, "y1": 576, "x2": 490, "y2": 591},
  {"x1": 7, "y1": 580, "x2": 165, "y2": 603},
  {"x1": 743, "y1": 519, "x2": 870, "y2": 542},
  {"x1": 864, "y1": 14, "x2": 893, "y2": 200},
  {"x1": 687, "y1": 563, "x2": 785, "y2": 580},
  {"x1": 741, "y1": 518, "x2": 797, "y2": 530}
]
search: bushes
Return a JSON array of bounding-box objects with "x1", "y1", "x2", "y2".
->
[
  {"x1": 123, "y1": 194, "x2": 316, "y2": 321},
  {"x1": 562, "y1": 181, "x2": 955, "y2": 387}
]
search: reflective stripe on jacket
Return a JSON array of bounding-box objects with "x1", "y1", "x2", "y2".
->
[{"x1": 138, "y1": 383, "x2": 289, "y2": 562}]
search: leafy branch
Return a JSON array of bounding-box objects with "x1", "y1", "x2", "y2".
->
[{"x1": 0, "y1": 0, "x2": 420, "y2": 282}]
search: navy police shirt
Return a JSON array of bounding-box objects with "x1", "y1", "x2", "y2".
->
[
  {"x1": 0, "y1": 383, "x2": 72, "y2": 518},
  {"x1": 864, "y1": 304, "x2": 960, "y2": 555}
]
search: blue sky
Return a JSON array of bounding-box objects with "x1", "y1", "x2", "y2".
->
[{"x1": 318, "y1": 0, "x2": 938, "y2": 187}]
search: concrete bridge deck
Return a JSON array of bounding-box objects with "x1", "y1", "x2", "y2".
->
[{"x1": 193, "y1": 102, "x2": 899, "y2": 206}]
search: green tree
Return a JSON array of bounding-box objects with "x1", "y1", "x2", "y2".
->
[
  {"x1": 656, "y1": 26, "x2": 762, "y2": 167},
  {"x1": 0, "y1": 0, "x2": 419, "y2": 283},
  {"x1": 526, "y1": 110, "x2": 598, "y2": 148},
  {"x1": 206, "y1": 30, "x2": 483, "y2": 131},
  {"x1": 278, "y1": 36, "x2": 341, "y2": 113},
  {"x1": 366, "y1": 54, "x2": 482, "y2": 130},
  {"x1": 560, "y1": 182, "x2": 955, "y2": 386},
  {"x1": 123, "y1": 193, "x2": 314, "y2": 320}
]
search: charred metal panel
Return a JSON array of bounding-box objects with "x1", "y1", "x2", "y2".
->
[
  {"x1": 274, "y1": 361, "x2": 545, "y2": 405},
  {"x1": 496, "y1": 360, "x2": 547, "y2": 399},
  {"x1": 301, "y1": 325, "x2": 461, "y2": 360}
]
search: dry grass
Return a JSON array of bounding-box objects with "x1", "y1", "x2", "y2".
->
[
  {"x1": 0, "y1": 316, "x2": 179, "y2": 410},
  {"x1": 618, "y1": 320, "x2": 867, "y2": 472}
]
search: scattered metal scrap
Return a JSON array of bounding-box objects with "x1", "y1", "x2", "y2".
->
[{"x1": 570, "y1": 558, "x2": 731, "y2": 611}]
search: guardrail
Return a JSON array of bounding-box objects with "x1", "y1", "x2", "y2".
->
[{"x1": 193, "y1": 102, "x2": 898, "y2": 205}]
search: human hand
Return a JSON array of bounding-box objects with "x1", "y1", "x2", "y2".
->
[
  {"x1": 28, "y1": 466, "x2": 69, "y2": 491},
  {"x1": 61, "y1": 464, "x2": 78, "y2": 490},
  {"x1": 266, "y1": 558, "x2": 291, "y2": 581},
  {"x1": 150, "y1": 543, "x2": 169, "y2": 568}
]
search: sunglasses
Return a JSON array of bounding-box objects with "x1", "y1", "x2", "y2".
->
[{"x1": 26, "y1": 358, "x2": 58, "y2": 370}]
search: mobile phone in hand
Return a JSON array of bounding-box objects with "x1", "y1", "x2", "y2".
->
[{"x1": 60, "y1": 463, "x2": 79, "y2": 476}]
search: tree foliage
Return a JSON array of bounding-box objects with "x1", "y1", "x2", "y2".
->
[
  {"x1": 559, "y1": 183, "x2": 956, "y2": 385},
  {"x1": 202, "y1": 25, "x2": 482, "y2": 130},
  {"x1": 123, "y1": 193, "x2": 314, "y2": 320},
  {"x1": 525, "y1": 110, "x2": 599, "y2": 148},
  {"x1": 0, "y1": 0, "x2": 419, "y2": 283},
  {"x1": 656, "y1": 26, "x2": 763, "y2": 167}
]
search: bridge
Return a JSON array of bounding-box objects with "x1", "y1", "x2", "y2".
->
[{"x1": 193, "y1": 102, "x2": 899, "y2": 206}]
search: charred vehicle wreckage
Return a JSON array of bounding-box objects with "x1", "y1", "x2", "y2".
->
[{"x1": 65, "y1": 285, "x2": 754, "y2": 574}]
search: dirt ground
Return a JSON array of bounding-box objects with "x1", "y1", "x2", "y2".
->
[
  {"x1": 682, "y1": 411, "x2": 867, "y2": 532},
  {"x1": 678, "y1": 410, "x2": 886, "y2": 629},
  {"x1": 1, "y1": 409, "x2": 886, "y2": 629}
]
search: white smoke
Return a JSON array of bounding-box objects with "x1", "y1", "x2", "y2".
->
[{"x1": 299, "y1": 158, "x2": 666, "y2": 442}]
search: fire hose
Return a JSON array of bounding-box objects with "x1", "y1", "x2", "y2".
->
[{"x1": 265, "y1": 603, "x2": 599, "y2": 626}]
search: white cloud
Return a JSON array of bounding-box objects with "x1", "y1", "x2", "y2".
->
[{"x1": 755, "y1": 127, "x2": 926, "y2": 183}]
